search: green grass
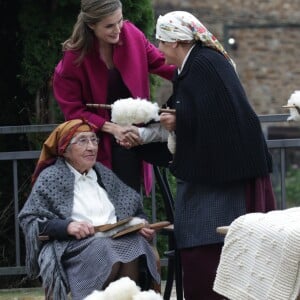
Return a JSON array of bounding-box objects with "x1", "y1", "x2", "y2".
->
[
  {"x1": 285, "y1": 167, "x2": 300, "y2": 207},
  {"x1": 273, "y1": 166, "x2": 300, "y2": 208}
]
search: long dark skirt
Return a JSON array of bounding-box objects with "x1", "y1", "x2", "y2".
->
[
  {"x1": 181, "y1": 244, "x2": 224, "y2": 300},
  {"x1": 176, "y1": 175, "x2": 275, "y2": 300},
  {"x1": 61, "y1": 234, "x2": 159, "y2": 300},
  {"x1": 174, "y1": 179, "x2": 247, "y2": 249},
  {"x1": 174, "y1": 179, "x2": 246, "y2": 300}
]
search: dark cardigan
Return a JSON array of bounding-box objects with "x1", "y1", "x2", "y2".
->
[{"x1": 168, "y1": 44, "x2": 272, "y2": 184}]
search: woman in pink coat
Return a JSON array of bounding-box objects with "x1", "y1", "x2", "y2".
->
[{"x1": 53, "y1": 0, "x2": 175, "y2": 194}]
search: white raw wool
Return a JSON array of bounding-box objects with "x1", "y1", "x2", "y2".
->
[
  {"x1": 84, "y1": 277, "x2": 162, "y2": 300},
  {"x1": 111, "y1": 98, "x2": 160, "y2": 125},
  {"x1": 133, "y1": 290, "x2": 163, "y2": 300},
  {"x1": 167, "y1": 132, "x2": 176, "y2": 154},
  {"x1": 84, "y1": 290, "x2": 105, "y2": 300},
  {"x1": 213, "y1": 207, "x2": 300, "y2": 300},
  {"x1": 286, "y1": 90, "x2": 300, "y2": 121},
  {"x1": 84, "y1": 277, "x2": 140, "y2": 300}
]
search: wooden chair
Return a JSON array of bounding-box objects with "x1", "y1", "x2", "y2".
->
[
  {"x1": 41, "y1": 166, "x2": 178, "y2": 299},
  {"x1": 153, "y1": 166, "x2": 183, "y2": 300}
]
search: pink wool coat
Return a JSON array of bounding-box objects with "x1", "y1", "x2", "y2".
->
[{"x1": 53, "y1": 21, "x2": 175, "y2": 194}]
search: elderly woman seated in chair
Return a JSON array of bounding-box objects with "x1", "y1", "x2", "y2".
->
[{"x1": 18, "y1": 119, "x2": 159, "y2": 300}]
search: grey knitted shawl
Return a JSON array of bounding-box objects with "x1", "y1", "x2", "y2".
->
[{"x1": 18, "y1": 158, "x2": 146, "y2": 299}]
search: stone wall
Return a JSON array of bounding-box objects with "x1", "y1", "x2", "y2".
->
[{"x1": 152, "y1": 0, "x2": 300, "y2": 115}]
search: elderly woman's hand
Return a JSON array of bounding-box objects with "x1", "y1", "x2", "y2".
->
[
  {"x1": 67, "y1": 221, "x2": 95, "y2": 239},
  {"x1": 160, "y1": 112, "x2": 176, "y2": 131},
  {"x1": 101, "y1": 122, "x2": 142, "y2": 148},
  {"x1": 117, "y1": 125, "x2": 143, "y2": 148},
  {"x1": 139, "y1": 226, "x2": 155, "y2": 242}
]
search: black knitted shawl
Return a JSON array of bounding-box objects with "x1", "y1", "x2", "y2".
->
[{"x1": 168, "y1": 44, "x2": 272, "y2": 184}]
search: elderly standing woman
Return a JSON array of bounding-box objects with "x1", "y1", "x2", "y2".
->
[
  {"x1": 156, "y1": 11, "x2": 277, "y2": 300},
  {"x1": 18, "y1": 119, "x2": 159, "y2": 300},
  {"x1": 124, "y1": 11, "x2": 277, "y2": 300}
]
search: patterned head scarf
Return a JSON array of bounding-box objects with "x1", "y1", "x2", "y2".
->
[
  {"x1": 156, "y1": 11, "x2": 236, "y2": 69},
  {"x1": 32, "y1": 119, "x2": 97, "y2": 184}
]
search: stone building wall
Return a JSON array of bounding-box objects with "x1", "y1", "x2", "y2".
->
[{"x1": 152, "y1": 0, "x2": 300, "y2": 115}]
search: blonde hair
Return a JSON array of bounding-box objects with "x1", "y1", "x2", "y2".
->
[{"x1": 63, "y1": 0, "x2": 122, "y2": 63}]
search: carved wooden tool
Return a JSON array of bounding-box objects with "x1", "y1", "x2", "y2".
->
[{"x1": 86, "y1": 103, "x2": 175, "y2": 114}]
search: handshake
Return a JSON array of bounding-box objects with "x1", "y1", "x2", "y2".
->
[{"x1": 87, "y1": 98, "x2": 176, "y2": 151}]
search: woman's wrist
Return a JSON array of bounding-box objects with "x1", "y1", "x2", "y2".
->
[{"x1": 101, "y1": 121, "x2": 119, "y2": 135}]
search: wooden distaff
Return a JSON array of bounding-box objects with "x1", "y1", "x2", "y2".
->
[
  {"x1": 38, "y1": 220, "x2": 171, "y2": 241},
  {"x1": 111, "y1": 221, "x2": 171, "y2": 238},
  {"x1": 282, "y1": 104, "x2": 300, "y2": 114},
  {"x1": 86, "y1": 103, "x2": 176, "y2": 114}
]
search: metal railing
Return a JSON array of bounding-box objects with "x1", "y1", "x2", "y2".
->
[
  {"x1": 1, "y1": 114, "x2": 300, "y2": 276},
  {"x1": 0, "y1": 124, "x2": 57, "y2": 276}
]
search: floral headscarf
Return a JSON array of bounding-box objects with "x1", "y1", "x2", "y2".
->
[
  {"x1": 32, "y1": 119, "x2": 97, "y2": 184},
  {"x1": 156, "y1": 11, "x2": 236, "y2": 69}
]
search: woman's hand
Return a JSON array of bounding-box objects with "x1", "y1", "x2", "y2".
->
[
  {"x1": 160, "y1": 113, "x2": 176, "y2": 131},
  {"x1": 117, "y1": 125, "x2": 142, "y2": 148},
  {"x1": 67, "y1": 221, "x2": 95, "y2": 240},
  {"x1": 139, "y1": 226, "x2": 155, "y2": 242},
  {"x1": 101, "y1": 122, "x2": 142, "y2": 148}
]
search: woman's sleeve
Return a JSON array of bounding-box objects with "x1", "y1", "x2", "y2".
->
[
  {"x1": 38, "y1": 218, "x2": 73, "y2": 240},
  {"x1": 138, "y1": 122, "x2": 169, "y2": 143},
  {"x1": 52, "y1": 58, "x2": 106, "y2": 130}
]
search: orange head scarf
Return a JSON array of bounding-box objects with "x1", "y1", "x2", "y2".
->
[{"x1": 32, "y1": 119, "x2": 97, "y2": 185}]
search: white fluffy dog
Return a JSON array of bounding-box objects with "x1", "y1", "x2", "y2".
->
[
  {"x1": 284, "y1": 90, "x2": 300, "y2": 121},
  {"x1": 84, "y1": 277, "x2": 163, "y2": 300}
]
